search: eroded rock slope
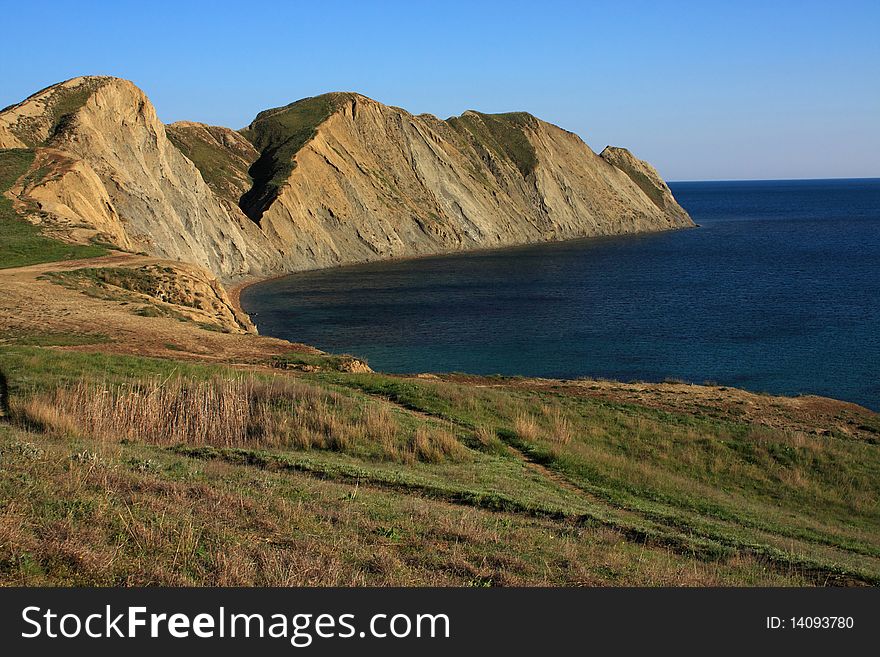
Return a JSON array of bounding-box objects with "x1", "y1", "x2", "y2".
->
[{"x1": 0, "y1": 77, "x2": 693, "y2": 281}]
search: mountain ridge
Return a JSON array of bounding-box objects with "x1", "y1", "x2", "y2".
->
[{"x1": 0, "y1": 76, "x2": 693, "y2": 282}]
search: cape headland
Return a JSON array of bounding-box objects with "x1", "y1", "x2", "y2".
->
[{"x1": 0, "y1": 76, "x2": 692, "y2": 283}]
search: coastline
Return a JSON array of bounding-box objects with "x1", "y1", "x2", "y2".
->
[
  {"x1": 226, "y1": 274, "x2": 269, "y2": 318},
  {"x1": 227, "y1": 207, "x2": 878, "y2": 411},
  {"x1": 225, "y1": 223, "x2": 698, "y2": 318}
]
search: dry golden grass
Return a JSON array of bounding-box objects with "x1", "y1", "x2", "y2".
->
[
  {"x1": 542, "y1": 405, "x2": 573, "y2": 444},
  {"x1": 409, "y1": 426, "x2": 468, "y2": 464},
  {"x1": 514, "y1": 412, "x2": 541, "y2": 442},
  {"x1": 11, "y1": 399, "x2": 81, "y2": 438},
  {"x1": 475, "y1": 424, "x2": 496, "y2": 446},
  {"x1": 361, "y1": 404, "x2": 399, "y2": 456},
  {"x1": 15, "y1": 376, "x2": 285, "y2": 447},
  {"x1": 11, "y1": 376, "x2": 470, "y2": 464}
]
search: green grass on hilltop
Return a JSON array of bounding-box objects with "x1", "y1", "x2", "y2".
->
[
  {"x1": 238, "y1": 93, "x2": 354, "y2": 221},
  {"x1": 447, "y1": 111, "x2": 539, "y2": 177},
  {"x1": 0, "y1": 149, "x2": 107, "y2": 269}
]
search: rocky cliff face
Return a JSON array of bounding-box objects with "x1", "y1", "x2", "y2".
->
[
  {"x1": 0, "y1": 77, "x2": 693, "y2": 282},
  {"x1": 1, "y1": 77, "x2": 275, "y2": 279},
  {"x1": 165, "y1": 121, "x2": 259, "y2": 206},
  {"x1": 240, "y1": 95, "x2": 693, "y2": 271},
  {"x1": 599, "y1": 146, "x2": 690, "y2": 221}
]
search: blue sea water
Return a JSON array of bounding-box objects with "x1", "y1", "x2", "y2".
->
[{"x1": 241, "y1": 179, "x2": 880, "y2": 410}]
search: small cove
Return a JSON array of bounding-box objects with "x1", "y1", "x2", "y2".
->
[{"x1": 242, "y1": 179, "x2": 880, "y2": 410}]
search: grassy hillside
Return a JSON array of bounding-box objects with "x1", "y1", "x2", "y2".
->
[
  {"x1": 3, "y1": 77, "x2": 108, "y2": 147},
  {"x1": 447, "y1": 111, "x2": 539, "y2": 177},
  {"x1": 0, "y1": 149, "x2": 106, "y2": 268},
  {"x1": 0, "y1": 241, "x2": 876, "y2": 587},
  {"x1": 238, "y1": 93, "x2": 355, "y2": 221},
  {"x1": 1, "y1": 342, "x2": 877, "y2": 586},
  {"x1": 165, "y1": 123, "x2": 257, "y2": 205}
]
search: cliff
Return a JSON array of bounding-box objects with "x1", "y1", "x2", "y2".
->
[
  {"x1": 0, "y1": 77, "x2": 693, "y2": 281},
  {"x1": 0, "y1": 77, "x2": 275, "y2": 279},
  {"x1": 239, "y1": 96, "x2": 693, "y2": 271}
]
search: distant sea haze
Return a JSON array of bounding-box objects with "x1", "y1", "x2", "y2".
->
[{"x1": 242, "y1": 178, "x2": 880, "y2": 410}]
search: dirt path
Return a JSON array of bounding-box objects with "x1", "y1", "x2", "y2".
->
[
  {"x1": 344, "y1": 383, "x2": 602, "y2": 504},
  {"x1": 500, "y1": 441, "x2": 586, "y2": 495},
  {"x1": 0, "y1": 251, "x2": 158, "y2": 275}
]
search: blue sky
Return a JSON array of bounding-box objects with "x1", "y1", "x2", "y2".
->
[{"x1": 2, "y1": 0, "x2": 878, "y2": 181}]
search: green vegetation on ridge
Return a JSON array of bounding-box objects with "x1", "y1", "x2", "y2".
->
[
  {"x1": 165, "y1": 124, "x2": 256, "y2": 205},
  {"x1": 5, "y1": 77, "x2": 108, "y2": 147},
  {"x1": 238, "y1": 93, "x2": 355, "y2": 221},
  {"x1": 236, "y1": 96, "x2": 542, "y2": 223},
  {"x1": 600, "y1": 147, "x2": 667, "y2": 209},
  {"x1": 447, "y1": 111, "x2": 539, "y2": 177}
]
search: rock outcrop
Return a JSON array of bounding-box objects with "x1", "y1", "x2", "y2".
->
[
  {"x1": 599, "y1": 146, "x2": 690, "y2": 221},
  {"x1": 110, "y1": 262, "x2": 257, "y2": 334},
  {"x1": 0, "y1": 77, "x2": 693, "y2": 283},
  {"x1": 48, "y1": 261, "x2": 257, "y2": 334}
]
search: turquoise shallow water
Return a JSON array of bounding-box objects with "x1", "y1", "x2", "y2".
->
[{"x1": 242, "y1": 179, "x2": 880, "y2": 410}]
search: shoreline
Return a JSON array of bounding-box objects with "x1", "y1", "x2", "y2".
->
[
  {"x1": 228, "y1": 269, "x2": 876, "y2": 412},
  {"x1": 226, "y1": 274, "x2": 271, "y2": 318},
  {"x1": 224, "y1": 219, "x2": 878, "y2": 412},
  {"x1": 225, "y1": 224, "x2": 698, "y2": 317}
]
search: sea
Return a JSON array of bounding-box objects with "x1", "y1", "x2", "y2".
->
[{"x1": 241, "y1": 179, "x2": 880, "y2": 410}]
